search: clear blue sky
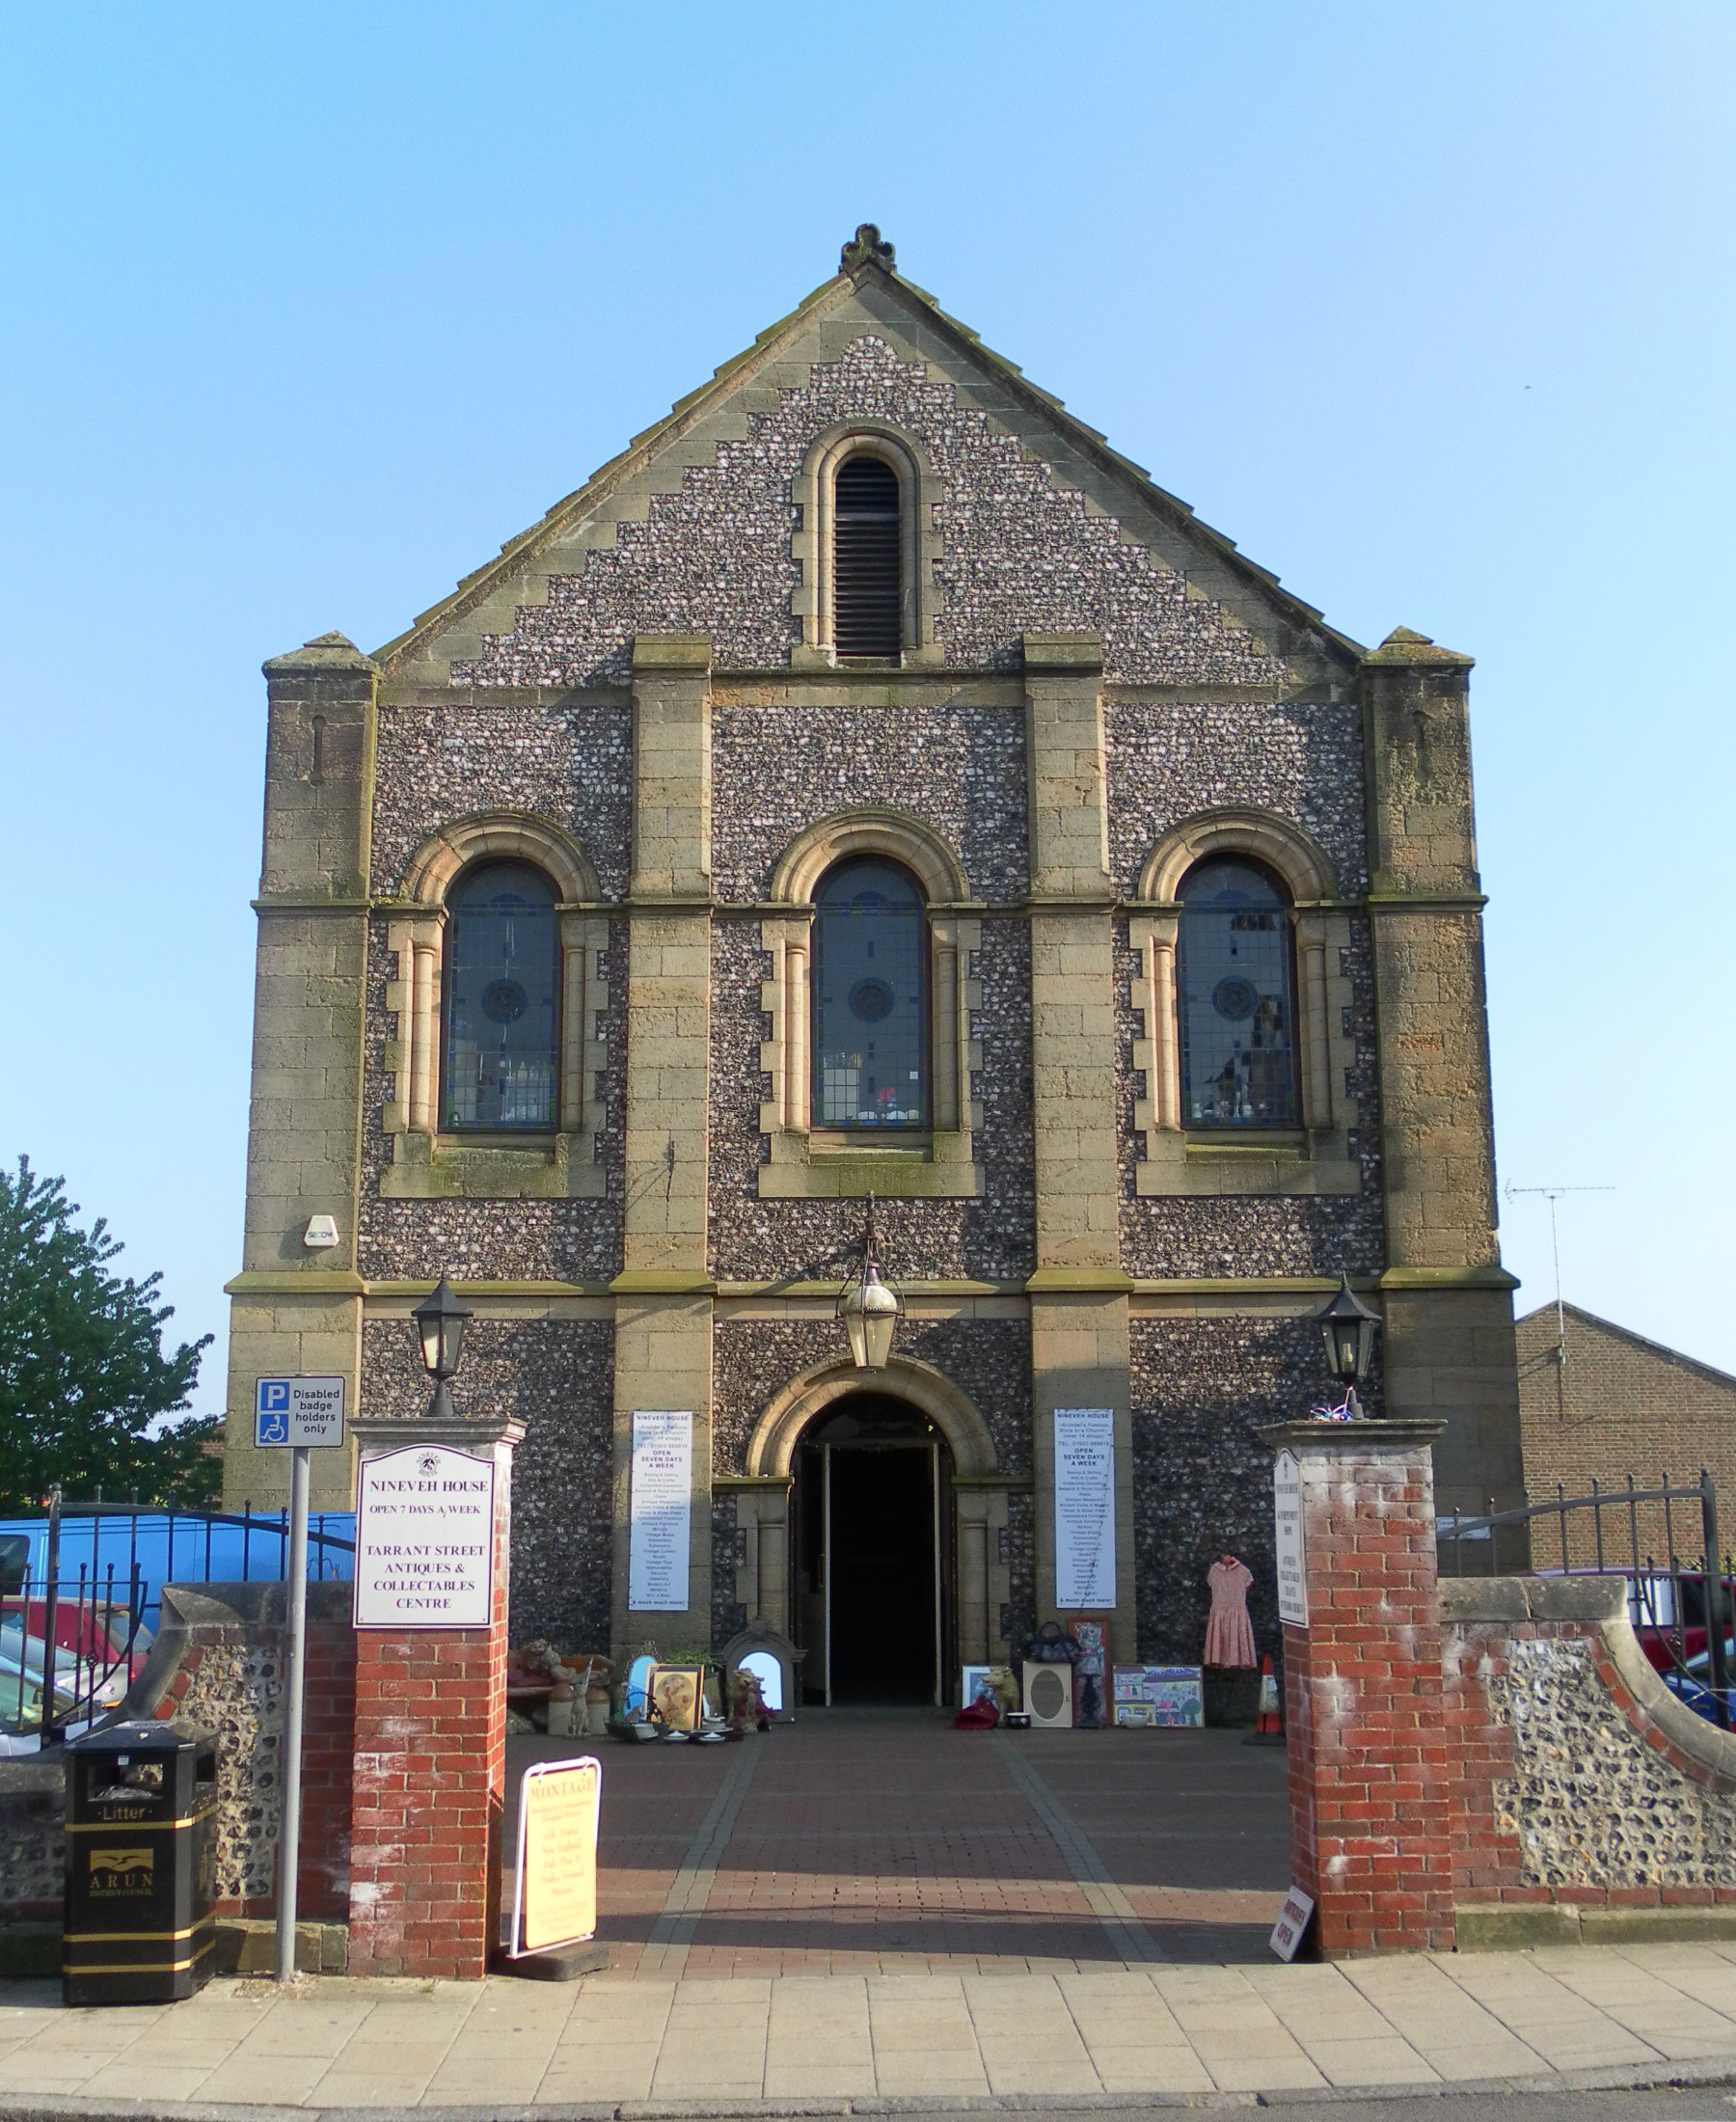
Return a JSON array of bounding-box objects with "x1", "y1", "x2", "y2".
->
[{"x1": 2, "y1": 4, "x2": 1731, "y2": 1416}]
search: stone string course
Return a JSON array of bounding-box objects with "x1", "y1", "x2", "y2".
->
[
  {"x1": 359, "y1": 1318, "x2": 614, "y2": 1650},
  {"x1": 452, "y1": 338, "x2": 1285, "y2": 691},
  {"x1": 1129, "y1": 1315, "x2": 1384, "y2": 1664}
]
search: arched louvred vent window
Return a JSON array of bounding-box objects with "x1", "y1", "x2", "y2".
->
[
  {"x1": 442, "y1": 860, "x2": 559, "y2": 1131},
  {"x1": 833, "y1": 453, "x2": 902, "y2": 659},
  {"x1": 1177, "y1": 858, "x2": 1299, "y2": 1128}
]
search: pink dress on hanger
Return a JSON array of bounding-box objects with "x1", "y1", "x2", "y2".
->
[{"x1": 1204, "y1": 1557, "x2": 1257, "y2": 1668}]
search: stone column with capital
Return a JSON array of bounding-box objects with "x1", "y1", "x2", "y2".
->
[
  {"x1": 1262, "y1": 1417, "x2": 1456, "y2": 1957},
  {"x1": 346, "y1": 1412, "x2": 523, "y2": 1980}
]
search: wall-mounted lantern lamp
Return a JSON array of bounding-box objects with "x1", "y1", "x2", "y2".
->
[
  {"x1": 412, "y1": 1271, "x2": 474, "y2": 1420},
  {"x1": 1312, "y1": 1272, "x2": 1381, "y2": 1420}
]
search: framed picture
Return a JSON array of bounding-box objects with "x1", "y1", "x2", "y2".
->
[
  {"x1": 1112, "y1": 1665, "x2": 1203, "y2": 1728},
  {"x1": 646, "y1": 1663, "x2": 706, "y2": 1732},
  {"x1": 961, "y1": 1663, "x2": 997, "y2": 1709}
]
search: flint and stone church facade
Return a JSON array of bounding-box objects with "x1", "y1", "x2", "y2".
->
[{"x1": 222, "y1": 228, "x2": 1524, "y2": 1690}]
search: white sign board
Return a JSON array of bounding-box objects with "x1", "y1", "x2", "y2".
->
[
  {"x1": 1270, "y1": 1883, "x2": 1315, "y2": 1962},
  {"x1": 629, "y1": 1411, "x2": 692, "y2": 1613},
  {"x1": 1054, "y1": 1408, "x2": 1116, "y2": 1611},
  {"x1": 1275, "y1": 1449, "x2": 1307, "y2": 1626},
  {"x1": 254, "y1": 1375, "x2": 344, "y2": 1449},
  {"x1": 353, "y1": 1444, "x2": 497, "y2": 1629}
]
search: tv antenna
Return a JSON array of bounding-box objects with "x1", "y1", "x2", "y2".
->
[{"x1": 1505, "y1": 1182, "x2": 1614, "y2": 1380}]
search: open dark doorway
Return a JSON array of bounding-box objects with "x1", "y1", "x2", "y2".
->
[{"x1": 790, "y1": 1397, "x2": 955, "y2": 1706}]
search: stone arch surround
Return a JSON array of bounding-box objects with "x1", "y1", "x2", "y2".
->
[
  {"x1": 745, "y1": 1353, "x2": 997, "y2": 1480},
  {"x1": 730, "y1": 1353, "x2": 1010, "y2": 1664}
]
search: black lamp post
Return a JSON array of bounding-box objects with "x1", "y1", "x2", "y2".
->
[
  {"x1": 412, "y1": 1272, "x2": 473, "y2": 1420},
  {"x1": 1313, "y1": 1272, "x2": 1381, "y2": 1420},
  {"x1": 837, "y1": 1194, "x2": 903, "y2": 1371}
]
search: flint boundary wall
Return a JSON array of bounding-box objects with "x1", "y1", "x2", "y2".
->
[
  {"x1": 1446, "y1": 1575, "x2": 1736, "y2": 1945},
  {"x1": 0, "y1": 1585, "x2": 355, "y2": 1932},
  {"x1": 1277, "y1": 1422, "x2": 1736, "y2": 1958}
]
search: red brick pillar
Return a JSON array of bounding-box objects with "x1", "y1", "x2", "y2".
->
[
  {"x1": 1262, "y1": 1418, "x2": 1454, "y2": 1956},
  {"x1": 346, "y1": 1414, "x2": 523, "y2": 1979}
]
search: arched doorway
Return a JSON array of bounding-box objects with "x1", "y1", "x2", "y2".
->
[
  {"x1": 789, "y1": 1395, "x2": 955, "y2": 1706},
  {"x1": 741, "y1": 1353, "x2": 1000, "y2": 1705}
]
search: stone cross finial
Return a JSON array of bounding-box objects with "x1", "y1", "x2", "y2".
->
[{"x1": 840, "y1": 224, "x2": 895, "y2": 274}]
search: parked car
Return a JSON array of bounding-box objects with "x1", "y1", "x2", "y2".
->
[
  {"x1": 0, "y1": 1611, "x2": 135, "y2": 1707},
  {"x1": 0, "y1": 1633, "x2": 88, "y2": 1748},
  {"x1": 0, "y1": 1593, "x2": 152, "y2": 1685},
  {"x1": 1627, "y1": 1570, "x2": 1736, "y2": 1677}
]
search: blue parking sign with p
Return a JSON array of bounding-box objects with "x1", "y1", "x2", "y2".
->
[{"x1": 255, "y1": 1375, "x2": 343, "y2": 1448}]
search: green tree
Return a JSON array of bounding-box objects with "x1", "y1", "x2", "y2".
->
[{"x1": 0, "y1": 1157, "x2": 216, "y2": 1512}]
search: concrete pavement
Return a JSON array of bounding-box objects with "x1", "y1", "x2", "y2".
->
[
  {"x1": 13, "y1": 1717, "x2": 1736, "y2": 2112},
  {"x1": 13, "y1": 1946, "x2": 1736, "y2": 2110}
]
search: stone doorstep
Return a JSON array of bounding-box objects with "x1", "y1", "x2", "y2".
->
[
  {"x1": 1456, "y1": 1902, "x2": 1736, "y2": 1950},
  {"x1": 0, "y1": 1918, "x2": 348, "y2": 1981}
]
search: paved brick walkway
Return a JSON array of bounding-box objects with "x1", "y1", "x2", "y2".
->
[{"x1": 512, "y1": 1708, "x2": 1289, "y2": 1975}]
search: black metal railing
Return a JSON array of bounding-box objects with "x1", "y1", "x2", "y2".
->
[
  {"x1": 1, "y1": 1488, "x2": 356, "y2": 1746},
  {"x1": 1439, "y1": 1471, "x2": 1733, "y2": 1731},
  {"x1": 41, "y1": 1491, "x2": 357, "y2": 1590}
]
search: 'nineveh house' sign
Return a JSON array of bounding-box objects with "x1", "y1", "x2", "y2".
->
[{"x1": 354, "y1": 1443, "x2": 497, "y2": 1629}]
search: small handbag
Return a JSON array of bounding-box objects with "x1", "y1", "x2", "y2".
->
[{"x1": 1025, "y1": 1620, "x2": 1078, "y2": 1664}]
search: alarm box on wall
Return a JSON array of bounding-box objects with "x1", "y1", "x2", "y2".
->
[{"x1": 1022, "y1": 1661, "x2": 1073, "y2": 1729}]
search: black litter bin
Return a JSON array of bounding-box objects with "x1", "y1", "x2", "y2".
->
[{"x1": 64, "y1": 1719, "x2": 219, "y2": 2004}]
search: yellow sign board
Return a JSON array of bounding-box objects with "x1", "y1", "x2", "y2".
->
[{"x1": 511, "y1": 1757, "x2": 601, "y2": 1957}]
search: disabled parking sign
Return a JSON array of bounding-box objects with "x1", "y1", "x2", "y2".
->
[{"x1": 255, "y1": 1376, "x2": 345, "y2": 1449}]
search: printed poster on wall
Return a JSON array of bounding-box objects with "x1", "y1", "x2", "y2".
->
[
  {"x1": 1053, "y1": 1407, "x2": 1116, "y2": 1610},
  {"x1": 629, "y1": 1410, "x2": 692, "y2": 1612},
  {"x1": 1274, "y1": 1448, "x2": 1307, "y2": 1625}
]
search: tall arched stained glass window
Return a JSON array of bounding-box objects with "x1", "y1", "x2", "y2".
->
[
  {"x1": 1177, "y1": 858, "x2": 1298, "y2": 1128},
  {"x1": 813, "y1": 857, "x2": 927, "y2": 1129},
  {"x1": 442, "y1": 861, "x2": 558, "y2": 1131}
]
